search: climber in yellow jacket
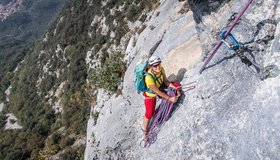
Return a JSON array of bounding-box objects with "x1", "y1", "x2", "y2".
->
[{"x1": 142, "y1": 55, "x2": 181, "y2": 135}]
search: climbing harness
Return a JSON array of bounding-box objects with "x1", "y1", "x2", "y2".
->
[
  {"x1": 199, "y1": 0, "x2": 254, "y2": 74},
  {"x1": 140, "y1": 88, "x2": 176, "y2": 148}
]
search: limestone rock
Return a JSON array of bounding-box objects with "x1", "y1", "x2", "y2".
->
[{"x1": 85, "y1": 0, "x2": 280, "y2": 159}]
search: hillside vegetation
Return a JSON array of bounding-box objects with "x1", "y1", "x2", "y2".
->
[
  {"x1": 0, "y1": 0, "x2": 65, "y2": 101},
  {"x1": 0, "y1": 0, "x2": 159, "y2": 159}
]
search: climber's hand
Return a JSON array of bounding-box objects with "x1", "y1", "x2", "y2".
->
[
  {"x1": 169, "y1": 96, "x2": 178, "y2": 103},
  {"x1": 176, "y1": 90, "x2": 181, "y2": 97}
]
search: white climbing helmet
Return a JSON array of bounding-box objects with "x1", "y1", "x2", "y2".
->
[{"x1": 148, "y1": 55, "x2": 161, "y2": 65}]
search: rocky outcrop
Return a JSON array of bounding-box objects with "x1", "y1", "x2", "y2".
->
[
  {"x1": 1, "y1": 85, "x2": 22, "y2": 130},
  {"x1": 85, "y1": 0, "x2": 280, "y2": 159}
]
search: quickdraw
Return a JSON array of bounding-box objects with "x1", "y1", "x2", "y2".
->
[
  {"x1": 219, "y1": 32, "x2": 279, "y2": 80},
  {"x1": 199, "y1": 0, "x2": 254, "y2": 74},
  {"x1": 199, "y1": 0, "x2": 279, "y2": 80}
]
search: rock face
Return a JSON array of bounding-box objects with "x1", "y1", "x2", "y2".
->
[
  {"x1": 85, "y1": 0, "x2": 280, "y2": 159},
  {"x1": 4, "y1": 113, "x2": 22, "y2": 130}
]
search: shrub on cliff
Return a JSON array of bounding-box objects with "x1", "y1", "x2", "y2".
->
[{"x1": 89, "y1": 53, "x2": 126, "y2": 92}]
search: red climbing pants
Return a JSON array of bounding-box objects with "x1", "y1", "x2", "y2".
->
[{"x1": 143, "y1": 93, "x2": 156, "y2": 119}]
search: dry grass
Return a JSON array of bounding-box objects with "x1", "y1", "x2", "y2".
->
[
  {"x1": 151, "y1": 1, "x2": 161, "y2": 10},
  {"x1": 178, "y1": 2, "x2": 190, "y2": 14}
]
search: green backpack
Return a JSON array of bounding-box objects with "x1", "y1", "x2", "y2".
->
[{"x1": 134, "y1": 62, "x2": 162, "y2": 94}]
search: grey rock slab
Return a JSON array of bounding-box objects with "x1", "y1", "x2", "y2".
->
[{"x1": 85, "y1": 0, "x2": 280, "y2": 159}]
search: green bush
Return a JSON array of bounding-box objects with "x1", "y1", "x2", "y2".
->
[
  {"x1": 50, "y1": 133, "x2": 62, "y2": 146},
  {"x1": 139, "y1": 14, "x2": 147, "y2": 22},
  {"x1": 59, "y1": 145, "x2": 85, "y2": 160},
  {"x1": 126, "y1": 4, "x2": 141, "y2": 22},
  {"x1": 107, "y1": 0, "x2": 118, "y2": 8},
  {"x1": 59, "y1": 136, "x2": 75, "y2": 148},
  {"x1": 89, "y1": 53, "x2": 126, "y2": 92},
  {"x1": 92, "y1": 112, "x2": 99, "y2": 124},
  {"x1": 0, "y1": 113, "x2": 7, "y2": 128},
  {"x1": 115, "y1": 25, "x2": 128, "y2": 45}
]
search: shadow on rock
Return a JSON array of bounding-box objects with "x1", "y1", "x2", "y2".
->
[{"x1": 168, "y1": 68, "x2": 187, "y2": 82}]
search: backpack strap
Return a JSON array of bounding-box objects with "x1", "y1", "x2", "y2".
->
[
  {"x1": 153, "y1": 71, "x2": 167, "y2": 92},
  {"x1": 144, "y1": 70, "x2": 163, "y2": 94},
  {"x1": 145, "y1": 72, "x2": 163, "y2": 85}
]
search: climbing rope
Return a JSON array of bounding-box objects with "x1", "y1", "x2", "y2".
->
[
  {"x1": 140, "y1": 88, "x2": 176, "y2": 148},
  {"x1": 199, "y1": 0, "x2": 254, "y2": 74},
  {"x1": 197, "y1": 0, "x2": 279, "y2": 80},
  {"x1": 140, "y1": 83, "x2": 196, "y2": 148}
]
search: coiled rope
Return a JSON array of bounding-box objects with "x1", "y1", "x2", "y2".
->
[{"x1": 140, "y1": 88, "x2": 176, "y2": 148}]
